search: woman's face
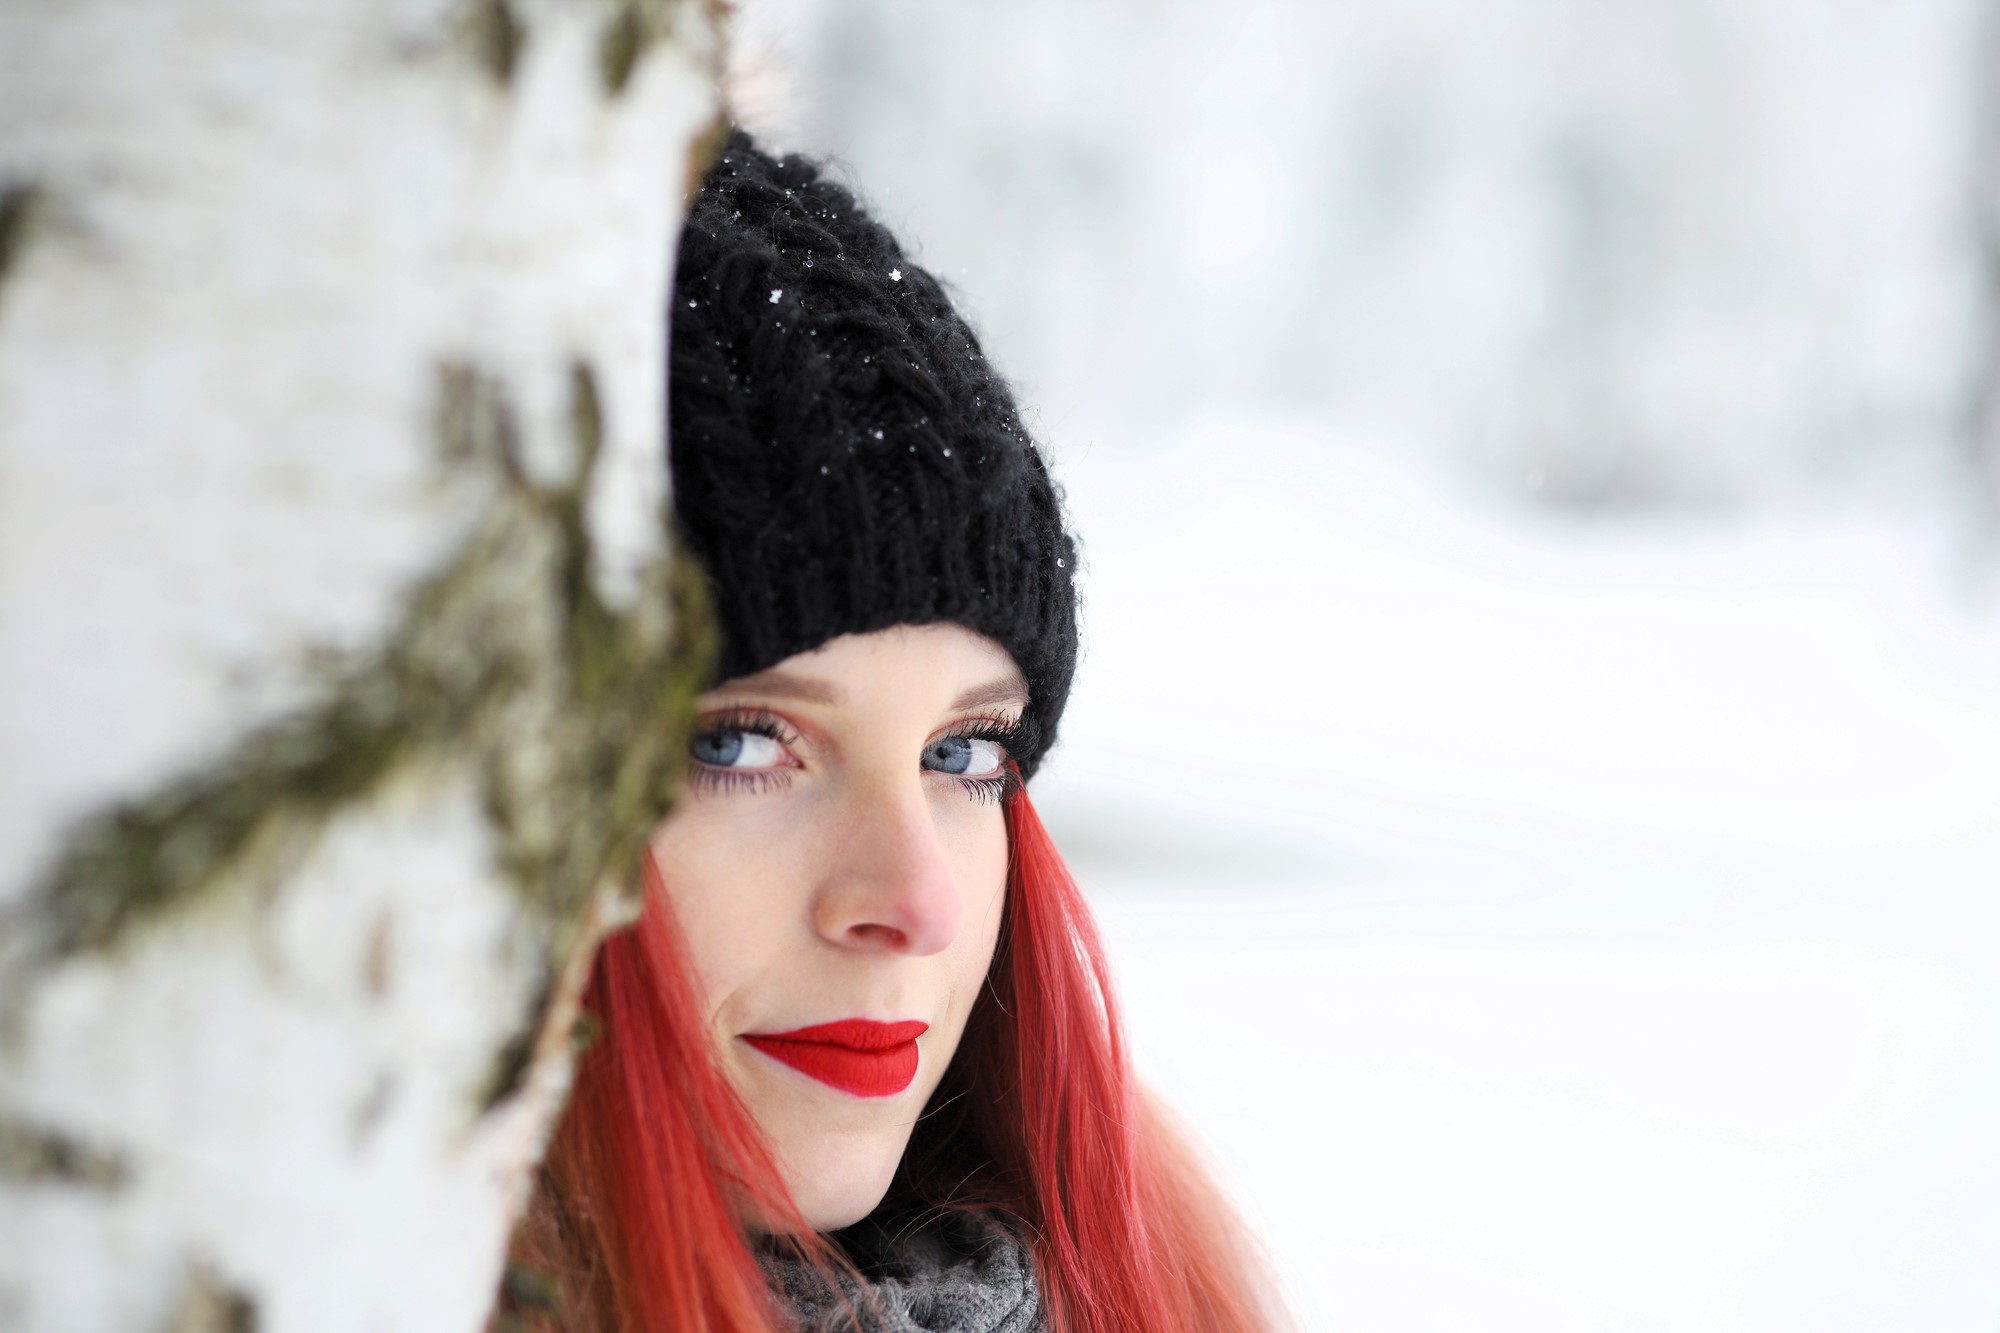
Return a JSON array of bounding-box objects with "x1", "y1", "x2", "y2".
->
[{"x1": 648, "y1": 623, "x2": 1022, "y2": 1231}]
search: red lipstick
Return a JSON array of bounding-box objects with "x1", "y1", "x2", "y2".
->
[{"x1": 742, "y1": 1019, "x2": 929, "y2": 1098}]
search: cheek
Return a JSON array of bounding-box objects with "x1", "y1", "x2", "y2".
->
[
  {"x1": 646, "y1": 803, "x2": 804, "y2": 1018},
  {"x1": 946, "y1": 806, "x2": 1010, "y2": 979}
]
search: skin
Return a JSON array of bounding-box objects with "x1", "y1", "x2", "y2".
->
[{"x1": 647, "y1": 624, "x2": 1023, "y2": 1231}]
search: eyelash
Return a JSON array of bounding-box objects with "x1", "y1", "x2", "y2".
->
[
  {"x1": 939, "y1": 712, "x2": 1027, "y2": 806},
  {"x1": 683, "y1": 708, "x2": 798, "y2": 797},
  {"x1": 682, "y1": 708, "x2": 1027, "y2": 804}
]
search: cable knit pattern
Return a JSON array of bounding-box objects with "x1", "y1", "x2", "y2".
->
[
  {"x1": 670, "y1": 131, "x2": 1080, "y2": 776},
  {"x1": 761, "y1": 1209, "x2": 1045, "y2": 1333}
]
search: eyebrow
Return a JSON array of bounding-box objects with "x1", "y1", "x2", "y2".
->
[
  {"x1": 711, "y1": 668, "x2": 843, "y2": 706},
  {"x1": 951, "y1": 674, "x2": 1030, "y2": 713}
]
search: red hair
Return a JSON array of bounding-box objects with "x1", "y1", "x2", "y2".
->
[{"x1": 508, "y1": 788, "x2": 1275, "y2": 1332}]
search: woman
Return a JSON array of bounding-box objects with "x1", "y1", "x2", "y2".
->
[{"x1": 507, "y1": 133, "x2": 1280, "y2": 1332}]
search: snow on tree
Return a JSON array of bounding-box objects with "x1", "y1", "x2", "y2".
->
[{"x1": 0, "y1": 2, "x2": 726, "y2": 1329}]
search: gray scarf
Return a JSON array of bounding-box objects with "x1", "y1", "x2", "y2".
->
[{"x1": 761, "y1": 1209, "x2": 1045, "y2": 1332}]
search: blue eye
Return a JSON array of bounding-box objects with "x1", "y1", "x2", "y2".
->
[
  {"x1": 691, "y1": 730, "x2": 740, "y2": 766},
  {"x1": 923, "y1": 734, "x2": 1004, "y2": 778},
  {"x1": 690, "y1": 727, "x2": 786, "y2": 769}
]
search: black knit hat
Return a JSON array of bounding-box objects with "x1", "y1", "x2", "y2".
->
[{"x1": 668, "y1": 132, "x2": 1080, "y2": 778}]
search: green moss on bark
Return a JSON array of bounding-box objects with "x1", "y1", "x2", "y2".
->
[
  {"x1": 682, "y1": 110, "x2": 732, "y2": 197},
  {"x1": 465, "y1": 0, "x2": 525, "y2": 87},
  {"x1": 164, "y1": 1266, "x2": 259, "y2": 1333},
  {"x1": 599, "y1": 0, "x2": 677, "y2": 97},
  {"x1": 18, "y1": 356, "x2": 712, "y2": 979},
  {"x1": 0, "y1": 182, "x2": 40, "y2": 310},
  {"x1": 0, "y1": 1115, "x2": 130, "y2": 1189}
]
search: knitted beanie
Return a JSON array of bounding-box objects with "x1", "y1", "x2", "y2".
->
[{"x1": 668, "y1": 131, "x2": 1079, "y2": 778}]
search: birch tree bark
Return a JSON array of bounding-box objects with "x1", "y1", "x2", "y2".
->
[
  {"x1": 0, "y1": 3, "x2": 725, "y2": 1330},
  {"x1": 1975, "y1": 0, "x2": 2000, "y2": 542}
]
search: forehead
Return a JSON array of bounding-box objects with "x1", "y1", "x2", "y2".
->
[{"x1": 703, "y1": 624, "x2": 1027, "y2": 714}]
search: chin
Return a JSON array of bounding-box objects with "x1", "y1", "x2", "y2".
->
[
  {"x1": 735, "y1": 1054, "x2": 940, "y2": 1234},
  {"x1": 757, "y1": 1126, "x2": 906, "y2": 1234},
  {"x1": 784, "y1": 1148, "x2": 900, "y2": 1232}
]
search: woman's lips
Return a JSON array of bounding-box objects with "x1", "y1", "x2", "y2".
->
[{"x1": 742, "y1": 1019, "x2": 930, "y2": 1098}]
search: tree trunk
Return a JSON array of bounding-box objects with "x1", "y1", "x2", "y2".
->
[
  {"x1": 1974, "y1": 0, "x2": 2000, "y2": 544},
  {"x1": 0, "y1": 3, "x2": 724, "y2": 1330}
]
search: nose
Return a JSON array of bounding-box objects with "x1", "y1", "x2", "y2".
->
[{"x1": 811, "y1": 777, "x2": 964, "y2": 956}]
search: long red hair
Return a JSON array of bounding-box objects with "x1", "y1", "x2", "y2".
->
[{"x1": 507, "y1": 787, "x2": 1276, "y2": 1331}]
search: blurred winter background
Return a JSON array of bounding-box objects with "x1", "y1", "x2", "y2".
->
[{"x1": 729, "y1": 2, "x2": 2000, "y2": 1328}]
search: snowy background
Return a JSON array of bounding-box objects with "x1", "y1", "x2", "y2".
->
[{"x1": 729, "y1": 3, "x2": 2000, "y2": 1328}]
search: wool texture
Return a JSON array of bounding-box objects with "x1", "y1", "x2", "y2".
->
[
  {"x1": 761, "y1": 1209, "x2": 1045, "y2": 1333},
  {"x1": 669, "y1": 131, "x2": 1080, "y2": 776}
]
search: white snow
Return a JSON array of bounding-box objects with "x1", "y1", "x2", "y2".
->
[
  {"x1": 1035, "y1": 414, "x2": 2000, "y2": 1331},
  {"x1": 737, "y1": 0, "x2": 1981, "y2": 511}
]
